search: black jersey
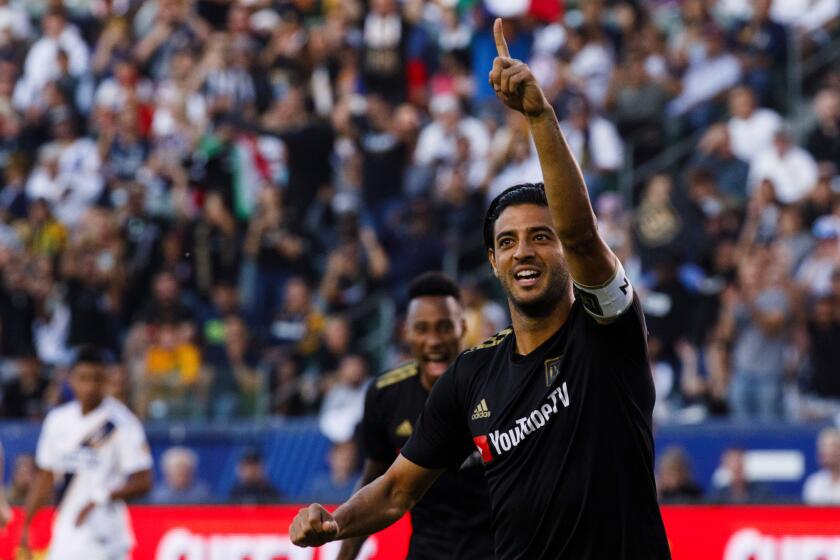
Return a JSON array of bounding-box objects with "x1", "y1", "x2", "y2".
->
[
  {"x1": 402, "y1": 297, "x2": 671, "y2": 560},
  {"x1": 361, "y1": 361, "x2": 494, "y2": 560}
]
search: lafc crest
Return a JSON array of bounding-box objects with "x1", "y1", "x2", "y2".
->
[{"x1": 544, "y1": 357, "x2": 562, "y2": 387}]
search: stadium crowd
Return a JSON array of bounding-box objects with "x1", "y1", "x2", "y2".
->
[{"x1": 0, "y1": 0, "x2": 840, "y2": 503}]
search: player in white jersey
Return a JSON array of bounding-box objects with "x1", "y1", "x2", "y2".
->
[{"x1": 20, "y1": 347, "x2": 153, "y2": 560}]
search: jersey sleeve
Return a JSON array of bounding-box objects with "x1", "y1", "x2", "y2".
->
[
  {"x1": 35, "y1": 413, "x2": 57, "y2": 471},
  {"x1": 359, "y1": 384, "x2": 397, "y2": 463},
  {"x1": 583, "y1": 294, "x2": 655, "y2": 412},
  {"x1": 401, "y1": 360, "x2": 471, "y2": 470},
  {"x1": 116, "y1": 417, "x2": 153, "y2": 476}
]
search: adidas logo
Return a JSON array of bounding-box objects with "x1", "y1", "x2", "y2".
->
[{"x1": 471, "y1": 399, "x2": 491, "y2": 420}]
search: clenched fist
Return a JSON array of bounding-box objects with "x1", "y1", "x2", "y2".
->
[
  {"x1": 289, "y1": 503, "x2": 340, "y2": 547},
  {"x1": 488, "y1": 18, "x2": 551, "y2": 118}
]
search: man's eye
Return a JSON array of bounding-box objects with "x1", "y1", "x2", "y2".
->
[
  {"x1": 534, "y1": 234, "x2": 548, "y2": 241},
  {"x1": 499, "y1": 238, "x2": 513, "y2": 247}
]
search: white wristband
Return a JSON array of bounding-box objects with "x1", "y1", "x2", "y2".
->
[{"x1": 573, "y1": 259, "x2": 633, "y2": 320}]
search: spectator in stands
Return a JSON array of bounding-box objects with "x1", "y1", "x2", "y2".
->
[
  {"x1": 1, "y1": 354, "x2": 49, "y2": 419},
  {"x1": 749, "y1": 127, "x2": 819, "y2": 204},
  {"x1": 802, "y1": 290, "x2": 840, "y2": 419},
  {"x1": 381, "y1": 199, "x2": 444, "y2": 299},
  {"x1": 667, "y1": 25, "x2": 741, "y2": 131},
  {"x1": 206, "y1": 315, "x2": 261, "y2": 421},
  {"x1": 461, "y1": 279, "x2": 508, "y2": 350},
  {"x1": 604, "y1": 45, "x2": 672, "y2": 165},
  {"x1": 5, "y1": 452, "x2": 34, "y2": 505},
  {"x1": 268, "y1": 350, "x2": 314, "y2": 417},
  {"x1": 564, "y1": 25, "x2": 614, "y2": 110},
  {"x1": 415, "y1": 93, "x2": 490, "y2": 171},
  {"x1": 486, "y1": 113, "x2": 542, "y2": 202},
  {"x1": 559, "y1": 96, "x2": 623, "y2": 199},
  {"x1": 718, "y1": 250, "x2": 791, "y2": 421},
  {"x1": 269, "y1": 276, "x2": 325, "y2": 358},
  {"x1": 243, "y1": 186, "x2": 312, "y2": 325},
  {"x1": 229, "y1": 448, "x2": 281, "y2": 505},
  {"x1": 311, "y1": 315, "x2": 352, "y2": 379},
  {"x1": 15, "y1": 198, "x2": 66, "y2": 257},
  {"x1": 190, "y1": 192, "x2": 241, "y2": 299},
  {"x1": 149, "y1": 446, "x2": 211, "y2": 504},
  {"x1": 136, "y1": 321, "x2": 202, "y2": 420},
  {"x1": 15, "y1": 8, "x2": 88, "y2": 112},
  {"x1": 656, "y1": 446, "x2": 703, "y2": 504},
  {"x1": 305, "y1": 441, "x2": 361, "y2": 503},
  {"x1": 708, "y1": 448, "x2": 773, "y2": 503},
  {"x1": 730, "y1": 0, "x2": 788, "y2": 106},
  {"x1": 318, "y1": 354, "x2": 369, "y2": 444},
  {"x1": 360, "y1": 0, "x2": 409, "y2": 103},
  {"x1": 803, "y1": 428, "x2": 840, "y2": 504},
  {"x1": 27, "y1": 106, "x2": 103, "y2": 228},
  {"x1": 355, "y1": 95, "x2": 410, "y2": 233},
  {"x1": 692, "y1": 124, "x2": 751, "y2": 203},
  {"x1": 320, "y1": 220, "x2": 389, "y2": 313},
  {"x1": 806, "y1": 88, "x2": 840, "y2": 168},
  {"x1": 797, "y1": 217, "x2": 840, "y2": 297},
  {"x1": 135, "y1": 271, "x2": 194, "y2": 327},
  {"x1": 0, "y1": 253, "x2": 36, "y2": 357},
  {"x1": 726, "y1": 85, "x2": 783, "y2": 164}
]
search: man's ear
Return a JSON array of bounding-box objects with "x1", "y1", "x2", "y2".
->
[{"x1": 488, "y1": 249, "x2": 498, "y2": 277}]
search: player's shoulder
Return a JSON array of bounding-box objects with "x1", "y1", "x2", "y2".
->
[
  {"x1": 373, "y1": 360, "x2": 419, "y2": 391},
  {"x1": 102, "y1": 397, "x2": 144, "y2": 428},
  {"x1": 462, "y1": 327, "x2": 513, "y2": 358},
  {"x1": 43, "y1": 400, "x2": 79, "y2": 424}
]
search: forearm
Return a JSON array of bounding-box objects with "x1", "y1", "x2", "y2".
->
[
  {"x1": 23, "y1": 470, "x2": 53, "y2": 527},
  {"x1": 109, "y1": 470, "x2": 153, "y2": 502},
  {"x1": 528, "y1": 109, "x2": 613, "y2": 284},
  {"x1": 332, "y1": 473, "x2": 415, "y2": 541},
  {"x1": 527, "y1": 109, "x2": 598, "y2": 249}
]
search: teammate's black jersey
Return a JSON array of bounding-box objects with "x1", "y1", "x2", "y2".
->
[
  {"x1": 402, "y1": 297, "x2": 671, "y2": 560},
  {"x1": 361, "y1": 361, "x2": 494, "y2": 560}
]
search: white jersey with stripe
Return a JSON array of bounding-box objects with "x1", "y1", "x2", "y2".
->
[{"x1": 36, "y1": 397, "x2": 152, "y2": 556}]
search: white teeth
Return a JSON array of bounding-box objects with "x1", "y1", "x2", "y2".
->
[{"x1": 515, "y1": 270, "x2": 539, "y2": 279}]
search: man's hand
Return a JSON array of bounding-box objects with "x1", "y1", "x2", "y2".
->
[
  {"x1": 0, "y1": 501, "x2": 11, "y2": 529},
  {"x1": 75, "y1": 501, "x2": 95, "y2": 527},
  {"x1": 289, "y1": 503, "x2": 340, "y2": 547},
  {"x1": 488, "y1": 18, "x2": 550, "y2": 118}
]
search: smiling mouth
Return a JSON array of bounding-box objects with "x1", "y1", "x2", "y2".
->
[
  {"x1": 423, "y1": 355, "x2": 450, "y2": 376},
  {"x1": 513, "y1": 269, "x2": 542, "y2": 287}
]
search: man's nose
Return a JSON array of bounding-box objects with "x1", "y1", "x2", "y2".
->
[{"x1": 513, "y1": 238, "x2": 535, "y2": 260}]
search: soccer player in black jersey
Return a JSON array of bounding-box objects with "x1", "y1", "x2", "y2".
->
[
  {"x1": 336, "y1": 272, "x2": 492, "y2": 560},
  {"x1": 290, "y1": 18, "x2": 671, "y2": 559}
]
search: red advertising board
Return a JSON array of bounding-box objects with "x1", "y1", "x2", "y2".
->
[{"x1": 1, "y1": 505, "x2": 839, "y2": 559}]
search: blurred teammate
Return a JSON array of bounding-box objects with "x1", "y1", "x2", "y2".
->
[
  {"x1": 337, "y1": 272, "x2": 492, "y2": 560},
  {"x1": 290, "y1": 19, "x2": 670, "y2": 559},
  {"x1": 20, "y1": 347, "x2": 153, "y2": 560}
]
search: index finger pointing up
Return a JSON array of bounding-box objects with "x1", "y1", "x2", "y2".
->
[{"x1": 493, "y1": 18, "x2": 510, "y2": 58}]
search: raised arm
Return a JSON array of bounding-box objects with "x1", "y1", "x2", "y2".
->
[
  {"x1": 290, "y1": 454, "x2": 441, "y2": 547},
  {"x1": 489, "y1": 19, "x2": 615, "y2": 287}
]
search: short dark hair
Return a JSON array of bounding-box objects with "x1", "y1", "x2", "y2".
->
[
  {"x1": 72, "y1": 345, "x2": 113, "y2": 367},
  {"x1": 408, "y1": 271, "x2": 461, "y2": 303},
  {"x1": 483, "y1": 183, "x2": 548, "y2": 250}
]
